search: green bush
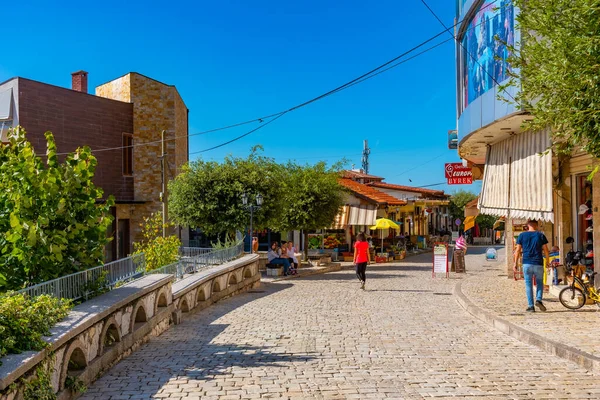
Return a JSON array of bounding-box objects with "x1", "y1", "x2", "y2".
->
[
  {"x1": 0, "y1": 292, "x2": 72, "y2": 365},
  {"x1": 133, "y1": 213, "x2": 181, "y2": 272}
]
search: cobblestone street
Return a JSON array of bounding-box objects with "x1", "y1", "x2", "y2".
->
[{"x1": 82, "y1": 252, "x2": 599, "y2": 399}]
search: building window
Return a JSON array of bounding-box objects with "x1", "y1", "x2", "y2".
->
[{"x1": 122, "y1": 134, "x2": 133, "y2": 176}]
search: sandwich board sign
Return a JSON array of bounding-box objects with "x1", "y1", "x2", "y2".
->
[{"x1": 432, "y1": 243, "x2": 449, "y2": 278}]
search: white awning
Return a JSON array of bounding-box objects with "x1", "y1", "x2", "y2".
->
[
  {"x1": 347, "y1": 205, "x2": 377, "y2": 226},
  {"x1": 330, "y1": 205, "x2": 349, "y2": 229},
  {"x1": 0, "y1": 89, "x2": 13, "y2": 120},
  {"x1": 479, "y1": 130, "x2": 554, "y2": 222}
]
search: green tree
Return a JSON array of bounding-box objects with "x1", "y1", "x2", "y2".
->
[
  {"x1": 0, "y1": 127, "x2": 114, "y2": 290},
  {"x1": 168, "y1": 147, "x2": 283, "y2": 238},
  {"x1": 132, "y1": 213, "x2": 181, "y2": 271},
  {"x1": 503, "y1": 0, "x2": 600, "y2": 172},
  {"x1": 448, "y1": 190, "x2": 477, "y2": 224},
  {"x1": 273, "y1": 162, "x2": 346, "y2": 257}
]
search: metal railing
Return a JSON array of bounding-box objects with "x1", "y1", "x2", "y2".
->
[
  {"x1": 18, "y1": 254, "x2": 146, "y2": 301},
  {"x1": 152, "y1": 241, "x2": 245, "y2": 281},
  {"x1": 17, "y1": 241, "x2": 245, "y2": 301}
]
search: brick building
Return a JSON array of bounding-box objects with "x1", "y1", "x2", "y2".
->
[{"x1": 0, "y1": 71, "x2": 189, "y2": 261}]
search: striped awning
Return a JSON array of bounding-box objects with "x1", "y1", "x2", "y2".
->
[
  {"x1": 347, "y1": 205, "x2": 378, "y2": 226},
  {"x1": 330, "y1": 205, "x2": 349, "y2": 229},
  {"x1": 479, "y1": 130, "x2": 554, "y2": 222}
]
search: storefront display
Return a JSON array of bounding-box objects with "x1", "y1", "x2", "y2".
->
[{"x1": 575, "y1": 176, "x2": 594, "y2": 278}]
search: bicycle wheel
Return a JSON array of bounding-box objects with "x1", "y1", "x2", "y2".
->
[{"x1": 559, "y1": 286, "x2": 586, "y2": 310}]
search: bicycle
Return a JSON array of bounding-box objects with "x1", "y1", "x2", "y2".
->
[{"x1": 558, "y1": 271, "x2": 600, "y2": 310}]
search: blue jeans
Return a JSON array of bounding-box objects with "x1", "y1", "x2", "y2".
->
[
  {"x1": 523, "y1": 263, "x2": 544, "y2": 307},
  {"x1": 269, "y1": 258, "x2": 290, "y2": 274}
]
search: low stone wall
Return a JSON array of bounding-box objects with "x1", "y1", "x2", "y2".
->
[
  {"x1": 0, "y1": 254, "x2": 260, "y2": 400},
  {"x1": 171, "y1": 255, "x2": 260, "y2": 324}
]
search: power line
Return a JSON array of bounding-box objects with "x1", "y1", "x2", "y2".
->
[
  {"x1": 49, "y1": 0, "x2": 504, "y2": 158},
  {"x1": 391, "y1": 153, "x2": 446, "y2": 177}
]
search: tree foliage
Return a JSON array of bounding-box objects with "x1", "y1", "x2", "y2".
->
[
  {"x1": 448, "y1": 190, "x2": 478, "y2": 223},
  {"x1": 132, "y1": 212, "x2": 181, "y2": 271},
  {"x1": 274, "y1": 162, "x2": 345, "y2": 232},
  {"x1": 0, "y1": 128, "x2": 114, "y2": 290},
  {"x1": 503, "y1": 0, "x2": 600, "y2": 166},
  {"x1": 168, "y1": 148, "x2": 346, "y2": 240},
  {"x1": 168, "y1": 147, "x2": 283, "y2": 237}
]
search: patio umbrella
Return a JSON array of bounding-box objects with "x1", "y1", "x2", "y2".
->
[{"x1": 370, "y1": 218, "x2": 400, "y2": 253}]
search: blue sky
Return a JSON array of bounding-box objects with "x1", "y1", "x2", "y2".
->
[{"x1": 1, "y1": 0, "x2": 480, "y2": 195}]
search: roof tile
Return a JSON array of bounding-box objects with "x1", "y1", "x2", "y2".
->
[{"x1": 339, "y1": 179, "x2": 406, "y2": 205}]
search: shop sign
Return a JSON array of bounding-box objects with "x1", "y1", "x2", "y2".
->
[
  {"x1": 432, "y1": 243, "x2": 449, "y2": 278},
  {"x1": 445, "y1": 163, "x2": 473, "y2": 185}
]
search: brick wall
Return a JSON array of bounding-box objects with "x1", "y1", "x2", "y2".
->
[{"x1": 17, "y1": 78, "x2": 134, "y2": 201}]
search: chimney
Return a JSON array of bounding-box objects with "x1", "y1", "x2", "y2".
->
[{"x1": 71, "y1": 71, "x2": 88, "y2": 93}]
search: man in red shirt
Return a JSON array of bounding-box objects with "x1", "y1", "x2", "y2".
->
[{"x1": 354, "y1": 232, "x2": 372, "y2": 290}]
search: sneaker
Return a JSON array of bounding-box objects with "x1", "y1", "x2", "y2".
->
[
  {"x1": 579, "y1": 204, "x2": 589, "y2": 214},
  {"x1": 360, "y1": 282, "x2": 365, "y2": 290},
  {"x1": 586, "y1": 213, "x2": 593, "y2": 220},
  {"x1": 535, "y1": 300, "x2": 546, "y2": 312},
  {"x1": 526, "y1": 306, "x2": 535, "y2": 312},
  {"x1": 586, "y1": 226, "x2": 594, "y2": 232}
]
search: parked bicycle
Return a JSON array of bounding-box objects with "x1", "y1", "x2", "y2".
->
[{"x1": 558, "y1": 237, "x2": 599, "y2": 309}]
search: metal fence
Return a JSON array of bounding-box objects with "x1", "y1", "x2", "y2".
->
[
  {"x1": 18, "y1": 253, "x2": 146, "y2": 301},
  {"x1": 152, "y1": 241, "x2": 245, "y2": 281},
  {"x1": 18, "y1": 241, "x2": 245, "y2": 301}
]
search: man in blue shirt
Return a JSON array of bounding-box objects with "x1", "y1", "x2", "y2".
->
[{"x1": 514, "y1": 220, "x2": 550, "y2": 312}]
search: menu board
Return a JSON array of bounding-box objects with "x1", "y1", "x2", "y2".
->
[{"x1": 433, "y1": 244, "x2": 449, "y2": 278}]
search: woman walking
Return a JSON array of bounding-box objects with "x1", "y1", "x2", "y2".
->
[{"x1": 354, "y1": 232, "x2": 371, "y2": 290}]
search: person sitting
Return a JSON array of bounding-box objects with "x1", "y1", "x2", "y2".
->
[
  {"x1": 267, "y1": 241, "x2": 290, "y2": 275},
  {"x1": 286, "y1": 242, "x2": 299, "y2": 274}
]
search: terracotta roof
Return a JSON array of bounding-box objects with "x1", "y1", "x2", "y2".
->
[
  {"x1": 367, "y1": 182, "x2": 448, "y2": 198},
  {"x1": 465, "y1": 196, "x2": 479, "y2": 208},
  {"x1": 339, "y1": 179, "x2": 406, "y2": 206},
  {"x1": 341, "y1": 170, "x2": 385, "y2": 181}
]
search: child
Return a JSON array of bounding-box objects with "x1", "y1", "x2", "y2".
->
[{"x1": 549, "y1": 245, "x2": 561, "y2": 285}]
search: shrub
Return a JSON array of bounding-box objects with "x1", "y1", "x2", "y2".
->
[
  {"x1": 132, "y1": 212, "x2": 181, "y2": 271},
  {"x1": 0, "y1": 292, "x2": 72, "y2": 365}
]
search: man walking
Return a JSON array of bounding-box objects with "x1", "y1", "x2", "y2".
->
[{"x1": 513, "y1": 220, "x2": 550, "y2": 312}]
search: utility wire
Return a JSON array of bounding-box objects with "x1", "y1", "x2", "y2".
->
[
  {"x1": 50, "y1": 0, "x2": 503, "y2": 157},
  {"x1": 391, "y1": 153, "x2": 446, "y2": 177}
]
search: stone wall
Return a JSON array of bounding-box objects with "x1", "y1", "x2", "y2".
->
[
  {"x1": 0, "y1": 255, "x2": 260, "y2": 400},
  {"x1": 96, "y1": 73, "x2": 188, "y2": 245}
]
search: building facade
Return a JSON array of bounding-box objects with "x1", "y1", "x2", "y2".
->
[
  {"x1": 0, "y1": 71, "x2": 189, "y2": 261},
  {"x1": 455, "y1": 0, "x2": 599, "y2": 283}
]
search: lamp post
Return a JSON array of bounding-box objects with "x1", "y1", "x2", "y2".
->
[{"x1": 242, "y1": 193, "x2": 263, "y2": 248}]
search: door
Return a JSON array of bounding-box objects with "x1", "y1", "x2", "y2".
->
[{"x1": 117, "y1": 219, "x2": 130, "y2": 259}]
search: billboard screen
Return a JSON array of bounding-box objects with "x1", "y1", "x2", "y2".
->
[{"x1": 461, "y1": 0, "x2": 514, "y2": 108}]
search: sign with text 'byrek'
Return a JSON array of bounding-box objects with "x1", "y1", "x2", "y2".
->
[{"x1": 445, "y1": 163, "x2": 473, "y2": 185}]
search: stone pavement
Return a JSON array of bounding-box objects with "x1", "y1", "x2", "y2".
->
[
  {"x1": 458, "y1": 246, "x2": 600, "y2": 370},
  {"x1": 82, "y1": 252, "x2": 599, "y2": 399}
]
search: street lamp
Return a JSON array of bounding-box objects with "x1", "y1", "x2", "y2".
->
[{"x1": 242, "y1": 193, "x2": 262, "y2": 248}]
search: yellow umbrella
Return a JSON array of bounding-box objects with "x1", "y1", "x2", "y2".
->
[
  {"x1": 370, "y1": 218, "x2": 400, "y2": 230},
  {"x1": 370, "y1": 218, "x2": 400, "y2": 253}
]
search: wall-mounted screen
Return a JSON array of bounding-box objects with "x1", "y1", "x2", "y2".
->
[{"x1": 461, "y1": 0, "x2": 514, "y2": 108}]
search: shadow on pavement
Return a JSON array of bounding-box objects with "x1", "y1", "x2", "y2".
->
[{"x1": 86, "y1": 282, "x2": 317, "y2": 398}]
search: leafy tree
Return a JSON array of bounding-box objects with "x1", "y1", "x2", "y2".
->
[
  {"x1": 503, "y1": 0, "x2": 600, "y2": 172},
  {"x1": 448, "y1": 190, "x2": 477, "y2": 223},
  {"x1": 0, "y1": 127, "x2": 114, "y2": 290},
  {"x1": 132, "y1": 212, "x2": 181, "y2": 271},
  {"x1": 273, "y1": 162, "x2": 346, "y2": 257},
  {"x1": 168, "y1": 147, "x2": 283, "y2": 238}
]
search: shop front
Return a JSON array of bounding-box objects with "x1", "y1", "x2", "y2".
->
[{"x1": 478, "y1": 130, "x2": 554, "y2": 277}]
